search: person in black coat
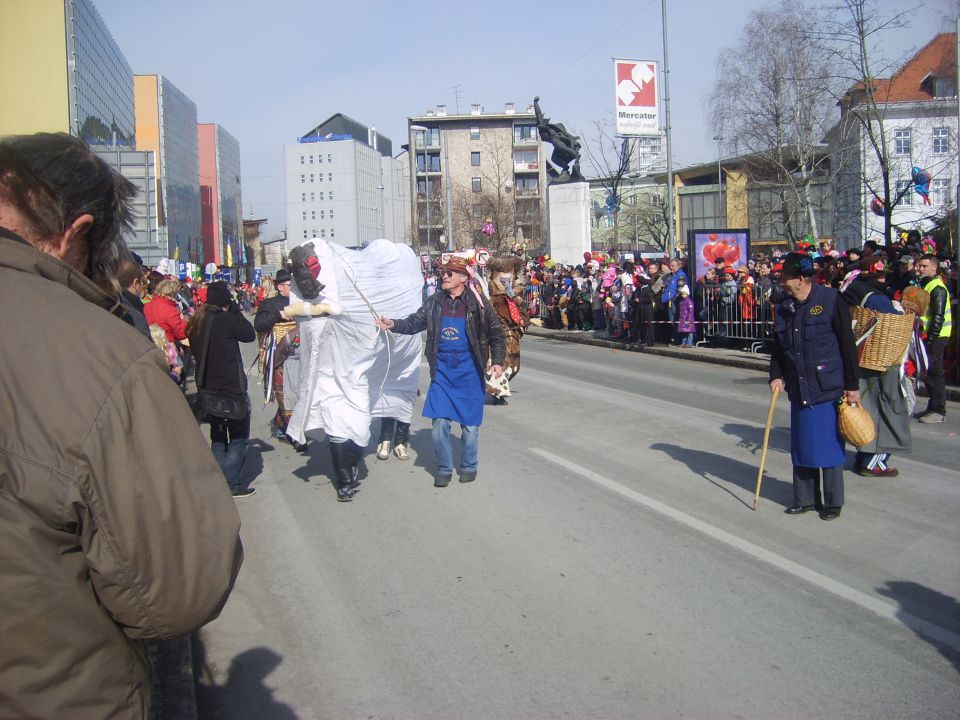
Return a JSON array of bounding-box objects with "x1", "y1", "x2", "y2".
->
[
  {"x1": 188, "y1": 281, "x2": 257, "y2": 497},
  {"x1": 254, "y1": 269, "x2": 300, "y2": 444}
]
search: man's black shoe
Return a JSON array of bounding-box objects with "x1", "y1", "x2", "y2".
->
[
  {"x1": 231, "y1": 487, "x2": 256, "y2": 499},
  {"x1": 434, "y1": 474, "x2": 452, "y2": 488},
  {"x1": 819, "y1": 507, "x2": 842, "y2": 521},
  {"x1": 784, "y1": 504, "x2": 816, "y2": 515},
  {"x1": 291, "y1": 440, "x2": 309, "y2": 453},
  {"x1": 459, "y1": 470, "x2": 477, "y2": 484}
]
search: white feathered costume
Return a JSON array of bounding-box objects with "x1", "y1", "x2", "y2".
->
[{"x1": 284, "y1": 239, "x2": 423, "y2": 448}]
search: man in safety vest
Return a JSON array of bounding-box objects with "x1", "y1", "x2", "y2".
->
[{"x1": 914, "y1": 254, "x2": 952, "y2": 423}]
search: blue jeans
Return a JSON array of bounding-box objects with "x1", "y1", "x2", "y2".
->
[{"x1": 431, "y1": 418, "x2": 479, "y2": 475}]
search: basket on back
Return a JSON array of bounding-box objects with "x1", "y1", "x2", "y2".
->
[{"x1": 850, "y1": 305, "x2": 914, "y2": 371}]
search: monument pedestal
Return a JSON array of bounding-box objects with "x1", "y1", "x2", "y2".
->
[{"x1": 547, "y1": 181, "x2": 591, "y2": 265}]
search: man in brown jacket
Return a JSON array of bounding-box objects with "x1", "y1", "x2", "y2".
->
[{"x1": 0, "y1": 133, "x2": 243, "y2": 718}]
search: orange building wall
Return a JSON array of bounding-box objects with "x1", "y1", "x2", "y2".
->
[{"x1": 134, "y1": 75, "x2": 163, "y2": 223}]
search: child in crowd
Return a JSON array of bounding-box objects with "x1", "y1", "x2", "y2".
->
[
  {"x1": 677, "y1": 285, "x2": 695, "y2": 347},
  {"x1": 150, "y1": 324, "x2": 183, "y2": 382}
]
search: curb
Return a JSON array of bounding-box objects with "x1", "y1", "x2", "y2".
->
[{"x1": 525, "y1": 325, "x2": 960, "y2": 402}]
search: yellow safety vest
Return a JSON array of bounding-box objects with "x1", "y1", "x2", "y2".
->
[{"x1": 921, "y1": 276, "x2": 953, "y2": 339}]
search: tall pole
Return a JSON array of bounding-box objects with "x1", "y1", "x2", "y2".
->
[
  {"x1": 661, "y1": 0, "x2": 675, "y2": 258},
  {"x1": 444, "y1": 125, "x2": 454, "y2": 249}
]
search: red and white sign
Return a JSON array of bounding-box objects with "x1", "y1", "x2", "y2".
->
[
  {"x1": 614, "y1": 59, "x2": 659, "y2": 137},
  {"x1": 475, "y1": 247, "x2": 490, "y2": 267}
]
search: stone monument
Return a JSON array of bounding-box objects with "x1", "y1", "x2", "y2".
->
[{"x1": 535, "y1": 97, "x2": 590, "y2": 265}]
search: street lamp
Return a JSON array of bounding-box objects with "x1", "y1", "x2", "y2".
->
[{"x1": 410, "y1": 124, "x2": 431, "y2": 249}]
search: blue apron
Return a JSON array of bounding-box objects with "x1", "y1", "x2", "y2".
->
[
  {"x1": 423, "y1": 315, "x2": 485, "y2": 426},
  {"x1": 790, "y1": 399, "x2": 846, "y2": 468}
]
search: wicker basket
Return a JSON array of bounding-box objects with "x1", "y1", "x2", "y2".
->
[
  {"x1": 272, "y1": 321, "x2": 297, "y2": 344},
  {"x1": 837, "y1": 400, "x2": 876, "y2": 448},
  {"x1": 850, "y1": 306, "x2": 914, "y2": 371}
]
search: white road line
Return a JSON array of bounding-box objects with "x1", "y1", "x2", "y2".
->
[{"x1": 530, "y1": 447, "x2": 960, "y2": 653}]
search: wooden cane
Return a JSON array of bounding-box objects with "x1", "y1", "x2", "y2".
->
[{"x1": 753, "y1": 386, "x2": 780, "y2": 511}]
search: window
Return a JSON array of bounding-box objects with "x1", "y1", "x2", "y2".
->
[
  {"x1": 318, "y1": 174, "x2": 323, "y2": 182},
  {"x1": 931, "y1": 178, "x2": 950, "y2": 205},
  {"x1": 626, "y1": 193, "x2": 638, "y2": 207},
  {"x1": 310, "y1": 192, "x2": 315, "y2": 201},
  {"x1": 933, "y1": 127, "x2": 950, "y2": 155},
  {"x1": 301, "y1": 192, "x2": 306, "y2": 201},
  {"x1": 311, "y1": 210, "x2": 316, "y2": 219},
  {"x1": 320, "y1": 210, "x2": 325, "y2": 219},
  {"x1": 894, "y1": 128, "x2": 911, "y2": 156},
  {"x1": 330, "y1": 209, "x2": 334, "y2": 219},
  {"x1": 471, "y1": 151, "x2": 481, "y2": 166},
  {"x1": 302, "y1": 211, "x2": 307, "y2": 220},
  {"x1": 309, "y1": 174, "x2": 314, "y2": 182},
  {"x1": 328, "y1": 173, "x2": 333, "y2": 181},
  {"x1": 514, "y1": 124, "x2": 537, "y2": 143},
  {"x1": 300, "y1": 155, "x2": 304, "y2": 165},
  {"x1": 300, "y1": 174, "x2": 305, "y2": 184},
  {"x1": 472, "y1": 202, "x2": 483, "y2": 220},
  {"x1": 327, "y1": 154, "x2": 332, "y2": 162},
  {"x1": 330, "y1": 228, "x2": 335, "y2": 238},
  {"x1": 895, "y1": 179, "x2": 913, "y2": 206},
  {"x1": 470, "y1": 127, "x2": 480, "y2": 140},
  {"x1": 472, "y1": 177, "x2": 482, "y2": 193},
  {"x1": 329, "y1": 192, "x2": 333, "y2": 201},
  {"x1": 933, "y1": 77, "x2": 956, "y2": 98},
  {"x1": 318, "y1": 154, "x2": 323, "y2": 164},
  {"x1": 303, "y1": 230, "x2": 308, "y2": 238}
]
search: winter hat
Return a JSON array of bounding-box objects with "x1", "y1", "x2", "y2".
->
[
  {"x1": 679, "y1": 285, "x2": 690, "y2": 296},
  {"x1": 206, "y1": 281, "x2": 232, "y2": 307}
]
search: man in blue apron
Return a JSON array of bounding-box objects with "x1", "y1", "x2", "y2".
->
[
  {"x1": 769, "y1": 252, "x2": 860, "y2": 520},
  {"x1": 379, "y1": 256, "x2": 506, "y2": 486}
]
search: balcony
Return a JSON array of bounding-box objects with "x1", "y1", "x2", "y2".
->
[
  {"x1": 513, "y1": 135, "x2": 539, "y2": 147},
  {"x1": 515, "y1": 187, "x2": 540, "y2": 198},
  {"x1": 514, "y1": 161, "x2": 539, "y2": 173}
]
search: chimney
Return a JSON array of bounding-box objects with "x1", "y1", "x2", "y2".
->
[
  {"x1": 437, "y1": 104, "x2": 447, "y2": 117},
  {"x1": 470, "y1": 103, "x2": 481, "y2": 115},
  {"x1": 505, "y1": 102, "x2": 515, "y2": 114},
  {"x1": 426, "y1": 110, "x2": 435, "y2": 117},
  {"x1": 526, "y1": 104, "x2": 534, "y2": 114}
]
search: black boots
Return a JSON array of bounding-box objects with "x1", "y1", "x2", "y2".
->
[{"x1": 329, "y1": 440, "x2": 365, "y2": 502}]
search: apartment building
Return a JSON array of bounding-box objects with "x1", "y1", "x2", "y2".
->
[
  {"x1": 408, "y1": 102, "x2": 547, "y2": 254},
  {"x1": 831, "y1": 33, "x2": 959, "y2": 248}
]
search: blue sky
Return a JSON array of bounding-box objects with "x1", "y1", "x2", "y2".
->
[{"x1": 95, "y1": 0, "x2": 949, "y2": 238}]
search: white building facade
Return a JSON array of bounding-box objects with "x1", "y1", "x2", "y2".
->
[{"x1": 283, "y1": 115, "x2": 409, "y2": 248}]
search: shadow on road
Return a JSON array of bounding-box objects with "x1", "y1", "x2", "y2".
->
[
  {"x1": 241, "y1": 439, "x2": 272, "y2": 490},
  {"x1": 194, "y1": 636, "x2": 299, "y2": 719},
  {"x1": 650, "y1": 442, "x2": 794, "y2": 509},
  {"x1": 721, "y1": 422, "x2": 791, "y2": 455},
  {"x1": 876, "y1": 580, "x2": 960, "y2": 674}
]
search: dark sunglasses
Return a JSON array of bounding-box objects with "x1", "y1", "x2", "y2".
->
[{"x1": 442, "y1": 270, "x2": 465, "y2": 278}]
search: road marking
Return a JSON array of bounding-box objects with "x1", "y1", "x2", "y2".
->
[{"x1": 530, "y1": 447, "x2": 960, "y2": 653}]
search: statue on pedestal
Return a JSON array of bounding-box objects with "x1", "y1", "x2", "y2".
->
[{"x1": 534, "y1": 96, "x2": 584, "y2": 184}]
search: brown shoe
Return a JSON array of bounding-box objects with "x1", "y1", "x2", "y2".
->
[{"x1": 857, "y1": 466, "x2": 899, "y2": 477}]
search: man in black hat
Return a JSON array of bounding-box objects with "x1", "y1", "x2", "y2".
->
[{"x1": 254, "y1": 269, "x2": 301, "y2": 444}]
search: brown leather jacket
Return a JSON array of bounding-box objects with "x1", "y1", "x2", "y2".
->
[{"x1": 0, "y1": 233, "x2": 243, "y2": 719}]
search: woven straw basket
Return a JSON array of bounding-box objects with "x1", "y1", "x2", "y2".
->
[
  {"x1": 272, "y1": 321, "x2": 297, "y2": 344},
  {"x1": 850, "y1": 306, "x2": 914, "y2": 371},
  {"x1": 837, "y1": 400, "x2": 876, "y2": 448}
]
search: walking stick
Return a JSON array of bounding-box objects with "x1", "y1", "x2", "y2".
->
[{"x1": 753, "y1": 386, "x2": 780, "y2": 511}]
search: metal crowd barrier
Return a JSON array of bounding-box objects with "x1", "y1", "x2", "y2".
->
[{"x1": 695, "y1": 283, "x2": 776, "y2": 352}]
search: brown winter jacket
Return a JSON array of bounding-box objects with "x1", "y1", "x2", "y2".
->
[{"x1": 0, "y1": 233, "x2": 243, "y2": 719}]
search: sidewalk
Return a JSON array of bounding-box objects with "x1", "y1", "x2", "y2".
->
[{"x1": 525, "y1": 324, "x2": 960, "y2": 402}]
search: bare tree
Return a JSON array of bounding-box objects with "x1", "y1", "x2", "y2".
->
[
  {"x1": 450, "y1": 135, "x2": 520, "y2": 254},
  {"x1": 581, "y1": 118, "x2": 633, "y2": 247},
  {"x1": 708, "y1": 0, "x2": 837, "y2": 246},
  {"x1": 822, "y1": 0, "x2": 956, "y2": 245}
]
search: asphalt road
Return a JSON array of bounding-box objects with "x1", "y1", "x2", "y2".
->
[{"x1": 196, "y1": 334, "x2": 960, "y2": 720}]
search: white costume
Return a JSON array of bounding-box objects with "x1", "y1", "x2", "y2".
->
[{"x1": 285, "y1": 239, "x2": 423, "y2": 448}]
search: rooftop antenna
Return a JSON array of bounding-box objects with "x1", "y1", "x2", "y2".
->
[{"x1": 448, "y1": 84, "x2": 463, "y2": 114}]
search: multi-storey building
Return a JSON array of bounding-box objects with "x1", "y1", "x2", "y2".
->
[
  {"x1": 198, "y1": 123, "x2": 244, "y2": 276},
  {"x1": 407, "y1": 102, "x2": 547, "y2": 254},
  {"x1": 830, "y1": 33, "x2": 958, "y2": 248},
  {"x1": 134, "y1": 74, "x2": 202, "y2": 263},
  {"x1": 283, "y1": 114, "x2": 407, "y2": 247},
  {"x1": 0, "y1": 0, "x2": 135, "y2": 145}
]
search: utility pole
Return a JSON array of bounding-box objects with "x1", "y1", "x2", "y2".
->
[{"x1": 662, "y1": 0, "x2": 675, "y2": 258}]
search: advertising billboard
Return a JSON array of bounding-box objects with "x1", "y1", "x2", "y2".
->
[
  {"x1": 687, "y1": 229, "x2": 751, "y2": 282},
  {"x1": 614, "y1": 59, "x2": 659, "y2": 137}
]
